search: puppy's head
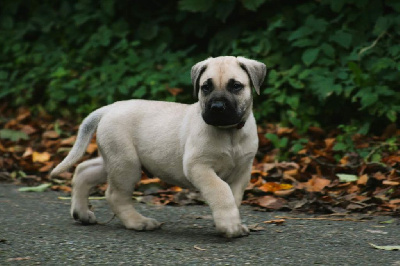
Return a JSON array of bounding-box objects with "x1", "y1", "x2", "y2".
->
[{"x1": 191, "y1": 56, "x2": 266, "y2": 127}]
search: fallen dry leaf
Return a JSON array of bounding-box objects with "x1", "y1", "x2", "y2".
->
[
  {"x1": 0, "y1": 142, "x2": 6, "y2": 152},
  {"x1": 383, "y1": 155, "x2": 400, "y2": 165},
  {"x1": 382, "y1": 180, "x2": 400, "y2": 186},
  {"x1": 42, "y1": 130, "x2": 59, "y2": 139},
  {"x1": 257, "y1": 196, "x2": 286, "y2": 209},
  {"x1": 1, "y1": 105, "x2": 399, "y2": 215},
  {"x1": 56, "y1": 172, "x2": 73, "y2": 179},
  {"x1": 249, "y1": 176, "x2": 264, "y2": 186},
  {"x1": 389, "y1": 199, "x2": 400, "y2": 205},
  {"x1": 324, "y1": 138, "x2": 336, "y2": 150},
  {"x1": 39, "y1": 162, "x2": 54, "y2": 172},
  {"x1": 168, "y1": 88, "x2": 183, "y2": 96},
  {"x1": 60, "y1": 136, "x2": 76, "y2": 146},
  {"x1": 86, "y1": 143, "x2": 97, "y2": 154},
  {"x1": 259, "y1": 182, "x2": 281, "y2": 193},
  {"x1": 263, "y1": 219, "x2": 286, "y2": 225},
  {"x1": 169, "y1": 186, "x2": 182, "y2": 192},
  {"x1": 51, "y1": 185, "x2": 72, "y2": 192},
  {"x1": 308, "y1": 126, "x2": 325, "y2": 136},
  {"x1": 283, "y1": 168, "x2": 298, "y2": 177},
  {"x1": 20, "y1": 124, "x2": 37, "y2": 135},
  {"x1": 258, "y1": 182, "x2": 293, "y2": 193},
  {"x1": 304, "y1": 175, "x2": 331, "y2": 192},
  {"x1": 374, "y1": 172, "x2": 387, "y2": 180},
  {"x1": 248, "y1": 223, "x2": 266, "y2": 231},
  {"x1": 274, "y1": 188, "x2": 295, "y2": 197},
  {"x1": 32, "y1": 151, "x2": 51, "y2": 163},
  {"x1": 277, "y1": 127, "x2": 293, "y2": 135},
  {"x1": 16, "y1": 108, "x2": 30, "y2": 121},
  {"x1": 261, "y1": 163, "x2": 276, "y2": 172},
  {"x1": 7, "y1": 257, "x2": 32, "y2": 262},
  {"x1": 251, "y1": 169, "x2": 268, "y2": 177},
  {"x1": 22, "y1": 147, "x2": 33, "y2": 157},
  {"x1": 357, "y1": 174, "x2": 369, "y2": 186},
  {"x1": 139, "y1": 178, "x2": 161, "y2": 185}
]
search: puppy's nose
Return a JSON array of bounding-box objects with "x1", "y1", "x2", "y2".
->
[{"x1": 210, "y1": 101, "x2": 226, "y2": 112}]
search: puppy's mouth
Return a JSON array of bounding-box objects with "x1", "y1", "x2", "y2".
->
[
  {"x1": 202, "y1": 99, "x2": 243, "y2": 127},
  {"x1": 202, "y1": 114, "x2": 242, "y2": 127}
]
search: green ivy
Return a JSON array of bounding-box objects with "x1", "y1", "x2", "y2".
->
[{"x1": 0, "y1": 0, "x2": 399, "y2": 133}]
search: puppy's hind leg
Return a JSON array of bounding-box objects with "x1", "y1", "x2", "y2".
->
[
  {"x1": 105, "y1": 148, "x2": 161, "y2": 231},
  {"x1": 71, "y1": 157, "x2": 107, "y2": 224}
]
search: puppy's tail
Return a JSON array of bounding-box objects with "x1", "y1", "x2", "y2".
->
[{"x1": 50, "y1": 107, "x2": 107, "y2": 177}]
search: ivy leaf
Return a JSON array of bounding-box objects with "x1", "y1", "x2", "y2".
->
[
  {"x1": 330, "y1": 30, "x2": 352, "y2": 49},
  {"x1": 288, "y1": 78, "x2": 304, "y2": 89},
  {"x1": 302, "y1": 48, "x2": 320, "y2": 66},
  {"x1": 386, "y1": 110, "x2": 397, "y2": 122},
  {"x1": 118, "y1": 85, "x2": 129, "y2": 95},
  {"x1": 51, "y1": 67, "x2": 69, "y2": 78},
  {"x1": 371, "y1": 153, "x2": 382, "y2": 163},
  {"x1": 292, "y1": 38, "x2": 317, "y2": 48},
  {"x1": 373, "y1": 16, "x2": 393, "y2": 36},
  {"x1": 215, "y1": 0, "x2": 235, "y2": 22},
  {"x1": 288, "y1": 26, "x2": 313, "y2": 41},
  {"x1": 333, "y1": 142, "x2": 347, "y2": 151},
  {"x1": 265, "y1": 133, "x2": 279, "y2": 144},
  {"x1": 330, "y1": 0, "x2": 346, "y2": 12},
  {"x1": 388, "y1": 45, "x2": 400, "y2": 56},
  {"x1": 137, "y1": 23, "x2": 159, "y2": 41},
  {"x1": 321, "y1": 43, "x2": 335, "y2": 58},
  {"x1": 2, "y1": 16, "x2": 13, "y2": 29},
  {"x1": 132, "y1": 86, "x2": 147, "y2": 98},
  {"x1": 178, "y1": 0, "x2": 214, "y2": 12},
  {"x1": 305, "y1": 15, "x2": 328, "y2": 32},
  {"x1": 241, "y1": 0, "x2": 266, "y2": 11},
  {"x1": 0, "y1": 70, "x2": 8, "y2": 80},
  {"x1": 0, "y1": 129, "x2": 29, "y2": 141},
  {"x1": 360, "y1": 93, "x2": 378, "y2": 109},
  {"x1": 100, "y1": 0, "x2": 115, "y2": 17},
  {"x1": 387, "y1": 2, "x2": 400, "y2": 12}
]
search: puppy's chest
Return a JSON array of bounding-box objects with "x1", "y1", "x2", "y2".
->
[{"x1": 213, "y1": 144, "x2": 252, "y2": 179}]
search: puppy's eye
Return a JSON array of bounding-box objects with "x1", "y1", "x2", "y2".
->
[
  {"x1": 232, "y1": 83, "x2": 243, "y2": 92},
  {"x1": 201, "y1": 84, "x2": 211, "y2": 93}
]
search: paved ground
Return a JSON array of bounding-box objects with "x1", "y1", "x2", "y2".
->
[{"x1": 0, "y1": 183, "x2": 399, "y2": 265}]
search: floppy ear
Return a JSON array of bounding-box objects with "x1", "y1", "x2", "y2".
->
[
  {"x1": 191, "y1": 58, "x2": 211, "y2": 98},
  {"x1": 237, "y1": 56, "x2": 267, "y2": 95}
]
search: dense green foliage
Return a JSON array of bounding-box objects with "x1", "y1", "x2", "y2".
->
[{"x1": 1, "y1": 0, "x2": 399, "y2": 133}]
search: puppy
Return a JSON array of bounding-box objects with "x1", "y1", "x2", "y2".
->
[{"x1": 51, "y1": 56, "x2": 266, "y2": 237}]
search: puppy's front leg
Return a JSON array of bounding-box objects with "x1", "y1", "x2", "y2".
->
[
  {"x1": 228, "y1": 160, "x2": 254, "y2": 208},
  {"x1": 187, "y1": 165, "x2": 249, "y2": 238}
]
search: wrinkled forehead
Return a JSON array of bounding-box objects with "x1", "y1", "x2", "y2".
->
[{"x1": 200, "y1": 58, "x2": 250, "y2": 87}]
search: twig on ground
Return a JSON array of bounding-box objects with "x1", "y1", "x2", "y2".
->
[
  {"x1": 275, "y1": 216, "x2": 366, "y2": 222},
  {"x1": 194, "y1": 245, "x2": 207, "y2": 251}
]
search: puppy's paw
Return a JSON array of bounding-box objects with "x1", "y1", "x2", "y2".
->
[
  {"x1": 217, "y1": 223, "x2": 250, "y2": 238},
  {"x1": 214, "y1": 209, "x2": 249, "y2": 238},
  {"x1": 124, "y1": 217, "x2": 162, "y2": 231},
  {"x1": 71, "y1": 209, "x2": 97, "y2": 225}
]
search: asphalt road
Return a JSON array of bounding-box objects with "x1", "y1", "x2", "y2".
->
[{"x1": 1, "y1": 183, "x2": 399, "y2": 265}]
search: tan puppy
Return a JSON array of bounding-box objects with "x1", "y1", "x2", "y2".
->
[{"x1": 51, "y1": 56, "x2": 266, "y2": 238}]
